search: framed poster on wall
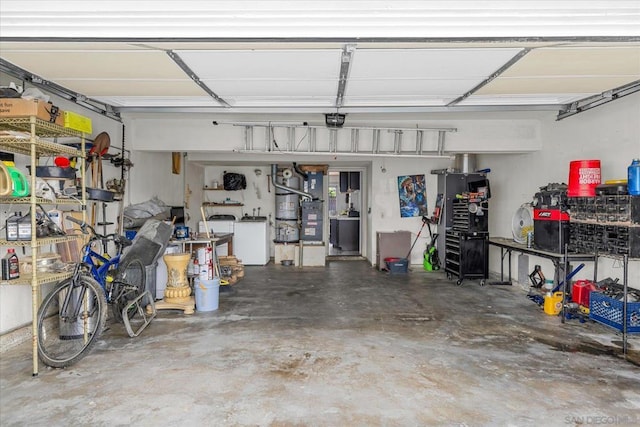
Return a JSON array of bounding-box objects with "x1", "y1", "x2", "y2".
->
[{"x1": 397, "y1": 174, "x2": 428, "y2": 218}]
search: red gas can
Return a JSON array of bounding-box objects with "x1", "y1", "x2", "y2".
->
[{"x1": 572, "y1": 280, "x2": 597, "y2": 306}]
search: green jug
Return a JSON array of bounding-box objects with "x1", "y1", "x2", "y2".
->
[{"x1": 2, "y1": 161, "x2": 29, "y2": 197}]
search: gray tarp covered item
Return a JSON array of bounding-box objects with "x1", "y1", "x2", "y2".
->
[
  {"x1": 122, "y1": 197, "x2": 171, "y2": 229},
  {"x1": 120, "y1": 219, "x2": 173, "y2": 268}
]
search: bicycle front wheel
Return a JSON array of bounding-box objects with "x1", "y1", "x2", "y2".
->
[
  {"x1": 37, "y1": 275, "x2": 107, "y2": 368},
  {"x1": 112, "y1": 258, "x2": 146, "y2": 323}
]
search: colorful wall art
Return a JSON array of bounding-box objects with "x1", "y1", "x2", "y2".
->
[{"x1": 397, "y1": 174, "x2": 428, "y2": 218}]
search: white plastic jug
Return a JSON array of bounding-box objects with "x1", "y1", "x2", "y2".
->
[{"x1": 0, "y1": 162, "x2": 12, "y2": 196}]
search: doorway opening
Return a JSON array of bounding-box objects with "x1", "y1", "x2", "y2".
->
[{"x1": 327, "y1": 169, "x2": 362, "y2": 257}]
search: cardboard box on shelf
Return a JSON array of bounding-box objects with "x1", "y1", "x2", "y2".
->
[{"x1": 0, "y1": 98, "x2": 65, "y2": 127}]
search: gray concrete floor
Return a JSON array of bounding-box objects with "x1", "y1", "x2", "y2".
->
[{"x1": 1, "y1": 260, "x2": 639, "y2": 426}]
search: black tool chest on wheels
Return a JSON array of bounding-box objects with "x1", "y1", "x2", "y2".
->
[
  {"x1": 444, "y1": 198, "x2": 489, "y2": 285},
  {"x1": 445, "y1": 230, "x2": 489, "y2": 286}
]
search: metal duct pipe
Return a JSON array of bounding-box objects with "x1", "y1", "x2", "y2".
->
[
  {"x1": 292, "y1": 162, "x2": 308, "y2": 180},
  {"x1": 453, "y1": 153, "x2": 477, "y2": 173},
  {"x1": 271, "y1": 164, "x2": 313, "y2": 201}
]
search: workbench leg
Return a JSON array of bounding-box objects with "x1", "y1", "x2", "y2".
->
[
  {"x1": 623, "y1": 254, "x2": 628, "y2": 356},
  {"x1": 490, "y1": 248, "x2": 512, "y2": 285}
]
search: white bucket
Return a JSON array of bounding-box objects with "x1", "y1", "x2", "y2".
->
[{"x1": 195, "y1": 277, "x2": 220, "y2": 312}]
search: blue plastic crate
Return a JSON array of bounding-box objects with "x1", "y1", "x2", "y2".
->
[
  {"x1": 386, "y1": 258, "x2": 408, "y2": 274},
  {"x1": 589, "y1": 292, "x2": 640, "y2": 333}
]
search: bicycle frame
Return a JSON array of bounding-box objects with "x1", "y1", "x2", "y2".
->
[
  {"x1": 70, "y1": 234, "x2": 155, "y2": 336},
  {"x1": 39, "y1": 217, "x2": 155, "y2": 363},
  {"x1": 79, "y1": 239, "x2": 121, "y2": 302}
]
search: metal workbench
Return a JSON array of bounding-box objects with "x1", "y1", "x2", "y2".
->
[{"x1": 488, "y1": 237, "x2": 595, "y2": 286}]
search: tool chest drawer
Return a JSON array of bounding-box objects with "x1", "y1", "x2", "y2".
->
[
  {"x1": 451, "y1": 199, "x2": 489, "y2": 232},
  {"x1": 445, "y1": 230, "x2": 489, "y2": 285}
]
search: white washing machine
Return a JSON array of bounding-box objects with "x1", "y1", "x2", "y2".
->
[{"x1": 234, "y1": 220, "x2": 270, "y2": 265}]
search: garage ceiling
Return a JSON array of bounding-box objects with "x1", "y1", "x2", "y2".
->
[{"x1": 1, "y1": 1, "x2": 639, "y2": 116}]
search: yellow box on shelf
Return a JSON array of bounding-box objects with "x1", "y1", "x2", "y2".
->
[{"x1": 63, "y1": 111, "x2": 92, "y2": 134}]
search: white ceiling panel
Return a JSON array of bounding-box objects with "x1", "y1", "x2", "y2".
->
[
  {"x1": 1, "y1": 39, "x2": 637, "y2": 112},
  {"x1": 349, "y1": 49, "x2": 523, "y2": 80},
  {"x1": 205, "y1": 80, "x2": 336, "y2": 97},
  {"x1": 228, "y1": 96, "x2": 336, "y2": 107},
  {"x1": 346, "y1": 48, "x2": 524, "y2": 103},
  {"x1": 175, "y1": 49, "x2": 342, "y2": 106},
  {"x1": 347, "y1": 79, "x2": 483, "y2": 97},
  {"x1": 0, "y1": 42, "x2": 147, "y2": 51},
  {"x1": 54, "y1": 80, "x2": 208, "y2": 97},
  {"x1": 176, "y1": 49, "x2": 342, "y2": 79},
  {"x1": 478, "y1": 46, "x2": 640, "y2": 97},
  {"x1": 344, "y1": 95, "x2": 452, "y2": 107},
  {"x1": 477, "y1": 76, "x2": 637, "y2": 95},
  {"x1": 458, "y1": 94, "x2": 594, "y2": 106},
  {"x1": 92, "y1": 96, "x2": 222, "y2": 108},
  {"x1": 1, "y1": 50, "x2": 187, "y2": 79},
  {"x1": 501, "y1": 47, "x2": 640, "y2": 77}
]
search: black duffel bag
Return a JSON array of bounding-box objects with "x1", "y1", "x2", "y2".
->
[{"x1": 223, "y1": 172, "x2": 247, "y2": 191}]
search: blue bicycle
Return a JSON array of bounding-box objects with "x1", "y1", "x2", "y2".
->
[{"x1": 36, "y1": 217, "x2": 151, "y2": 368}]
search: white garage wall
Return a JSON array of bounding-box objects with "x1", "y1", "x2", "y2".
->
[
  {"x1": 368, "y1": 156, "x2": 452, "y2": 265},
  {"x1": 127, "y1": 150, "x2": 184, "y2": 207},
  {"x1": 128, "y1": 115, "x2": 542, "y2": 154}
]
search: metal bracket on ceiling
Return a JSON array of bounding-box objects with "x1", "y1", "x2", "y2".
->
[
  {"x1": 0, "y1": 58, "x2": 122, "y2": 122},
  {"x1": 447, "y1": 48, "x2": 532, "y2": 107},
  {"x1": 557, "y1": 80, "x2": 640, "y2": 121},
  {"x1": 336, "y1": 44, "x2": 356, "y2": 108},
  {"x1": 166, "y1": 50, "x2": 231, "y2": 108}
]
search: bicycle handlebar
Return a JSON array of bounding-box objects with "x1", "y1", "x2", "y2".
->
[{"x1": 67, "y1": 216, "x2": 128, "y2": 246}]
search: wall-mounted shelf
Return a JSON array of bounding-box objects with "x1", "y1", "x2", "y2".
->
[
  {"x1": 0, "y1": 197, "x2": 83, "y2": 205},
  {"x1": 0, "y1": 117, "x2": 83, "y2": 139},
  {"x1": 0, "y1": 271, "x2": 73, "y2": 287},
  {"x1": 202, "y1": 202, "x2": 244, "y2": 207},
  {"x1": 0, "y1": 235, "x2": 84, "y2": 248}
]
